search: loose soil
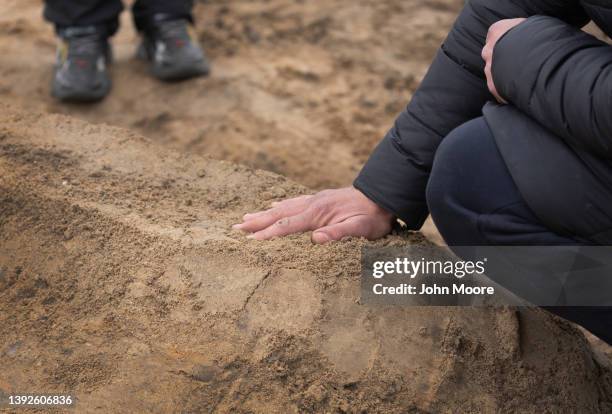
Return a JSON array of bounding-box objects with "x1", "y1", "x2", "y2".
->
[{"x1": 1, "y1": 1, "x2": 612, "y2": 412}]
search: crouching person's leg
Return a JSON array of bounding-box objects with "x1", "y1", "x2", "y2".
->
[
  {"x1": 425, "y1": 117, "x2": 612, "y2": 345},
  {"x1": 426, "y1": 117, "x2": 577, "y2": 246}
]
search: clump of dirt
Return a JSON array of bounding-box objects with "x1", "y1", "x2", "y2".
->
[{"x1": 1, "y1": 105, "x2": 612, "y2": 413}]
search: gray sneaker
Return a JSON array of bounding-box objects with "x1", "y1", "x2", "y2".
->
[
  {"x1": 138, "y1": 18, "x2": 210, "y2": 81},
  {"x1": 52, "y1": 26, "x2": 111, "y2": 102}
]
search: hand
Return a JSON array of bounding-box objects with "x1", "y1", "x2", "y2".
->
[
  {"x1": 233, "y1": 187, "x2": 394, "y2": 243},
  {"x1": 482, "y1": 18, "x2": 526, "y2": 103}
]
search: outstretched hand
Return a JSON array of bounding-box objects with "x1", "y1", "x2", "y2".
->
[{"x1": 233, "y1": 187, "x2": 394, "y2": 243}]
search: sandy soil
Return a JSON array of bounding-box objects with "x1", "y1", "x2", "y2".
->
[
  {"x1": 0, "y1": 0, "x2": 456, "y2": 187},
  {"x1": 1, "y1": 0, "x2": 612, "y2": 412},
  {"x1": 0, "y1": 0, "x2": 462, "y2": 244},
  {"x1": 1, "y1": 105, "x2": 612, "y2": 413}
]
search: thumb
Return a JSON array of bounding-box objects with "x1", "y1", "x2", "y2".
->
[{"x1": 311, "y1": 216, "x2": 373, "y2": 244}]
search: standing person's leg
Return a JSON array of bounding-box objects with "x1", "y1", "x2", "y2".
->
[
  {"x1": 44, "y1": 0, "x2": 123, "y2": 102},
  {"x1": 131, "y1": 0, "x2": 194, "y2": 34},
  {"x1": 131, "y1": 0, "x2": 209, "y2": 81},
  {"x1": 425, "y1": 117, "x2": 612, "y2": 345},
  {"x1": 44, "y1": 0, "x2": 123, "y2": 37}
]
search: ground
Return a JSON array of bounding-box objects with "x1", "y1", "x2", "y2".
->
[
  {"x1": 0, "y1": 0, "x2": 461, "y2": 243},
  {"x1": 1, "y1": 0, "x2": 612, "y2": 413},
  {"x1": 2, "y1": 105, "x2": 612, "y2": 413}
]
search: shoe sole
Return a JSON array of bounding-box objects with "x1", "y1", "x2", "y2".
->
[
  {"x1": 150, "y1": 60, "x2": 210, "y2": 81},
  {"x1": 51, "y1": 78, "x2": 111, "y2": 103},
  {"x1": 137, "y1": 43, "x2": 210, "y2": 82}
]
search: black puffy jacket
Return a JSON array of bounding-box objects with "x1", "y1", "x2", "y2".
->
[{"x1": 354, "y1": 0, "x2": 612, "y2": 244}]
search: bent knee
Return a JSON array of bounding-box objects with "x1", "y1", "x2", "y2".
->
[
  {"x1": 426, "y1": 117, "x2": 494, "y2": 216},
  {"x1": 426, "y1": 117, "x2": 512, "y2": 246}
]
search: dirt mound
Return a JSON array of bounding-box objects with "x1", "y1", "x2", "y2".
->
[
  {"x1": 0, "y1": 0, "x2": 464, "y2": 244},
  {"x1": 0, "y1": 0, "x2": 458, "y2": 189},
  {"x1": 1, "y1": 105, "x2": 612, "y2": 413}
]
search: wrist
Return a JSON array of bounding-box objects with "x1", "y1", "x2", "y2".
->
[{"x1": 352, "y1": 186, "x2": 395, "y2": 220}]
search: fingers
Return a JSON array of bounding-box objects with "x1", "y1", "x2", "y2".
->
[
  {"x1": 234, "y1": 195, "x2": 314, "y2": 233},
  {"x1": 234, "y1": 187, "x2": 394, "y2": 243},
  {"x1": 484, "y1": 61, "x2": 507, "y2": 104},
  {"x1": 248, "y1": 211, "x2": 315, "y2": 240},
  {"x1": 311, "y1": 216, "x2": 373, "y2": 244},
  {"x1": 482, "y1": 43, "x2": 506, "y2": 104},
  {"x1": 234, "y1": 208, "x2": 286, "y2": 233},
  {"x1": 482, "y1": 18, "x2": 525, "y2": 105},
  {"x1": 481, "y1": 43, "x2": 492, "y2": 62},
  {"x1": 269, "y1": 194, "x2": 313, "y2": 209}
]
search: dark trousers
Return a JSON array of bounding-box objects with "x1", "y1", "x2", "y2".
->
[
  {"x1": 426, "y1": 116, "x2": 612, "y2": 345},
  {"x1": 44, "y1": 0, "x2": 194, "y2": 36}
]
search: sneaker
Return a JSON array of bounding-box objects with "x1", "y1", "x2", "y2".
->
[
  {"x1": 138, "y1": 17, "x2": 210, "y2": 81},
  {"x1": 52, "y1": 26, "x2": 112, "y2": 102}
]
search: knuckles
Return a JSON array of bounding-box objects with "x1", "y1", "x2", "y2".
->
[{"x1": 276, "y1": 218, "x2": 290, "y2": 227}]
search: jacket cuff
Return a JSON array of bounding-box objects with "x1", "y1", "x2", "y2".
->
[{"x1": 353, "y1": 133, "x2": 429, "y2": 230}]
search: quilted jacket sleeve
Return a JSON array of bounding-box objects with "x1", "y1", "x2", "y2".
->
[
  {"x1": 492, "y1": 15, "x2": 612, "y2": 158},
  {"x1": 353, "y1": 0, "x2": 588, "y2": 229}
]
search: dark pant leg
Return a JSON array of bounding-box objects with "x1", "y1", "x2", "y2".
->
[
  {"x1": 132, "y1": 0, "x2": 194, "y2": 33},
  {"x1": 44, "y1": 0, "x2": 123, "y2": 36},
  {"x1": 426, "y1": 117, "x2": 581, "y2": 246},
  {"x1": 425, "y1": 116, "x2": 612, "y2": 345}
]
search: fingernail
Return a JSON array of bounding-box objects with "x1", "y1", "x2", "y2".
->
[
  {"x1": 246, "y1": 234, "x2": 255, "y2": 239},
  {"x1": 313, "y1": 232, "x2": 330, "y2": 243},
  {"x1": 232, "y1": 224, "x2": 243, "y2": 229}
]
